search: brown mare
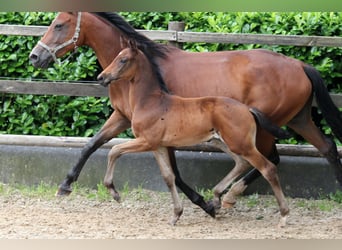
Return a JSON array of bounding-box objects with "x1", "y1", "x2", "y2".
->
[
  {"x1": 97, "y1": 42, "x2": 292, "y2": 225},
  {"x1": 29, "y1": 12, "x2": 342, "y2": 215}
]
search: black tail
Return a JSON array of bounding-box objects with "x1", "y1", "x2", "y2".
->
[
  {"x1": 303, "y1": 64, "x2": 342, "y2": 142},
  {"x1": 249, "y1": 108, "x2": 292, "y2": 139}
]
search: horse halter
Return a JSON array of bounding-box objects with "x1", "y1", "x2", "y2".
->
[{"x1": 37, "y1": 12, "x2": 82, "y2": 65}]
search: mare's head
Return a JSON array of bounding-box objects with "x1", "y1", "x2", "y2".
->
[
  {"x1": 29, "y1": 12, "x2": 83, "y2": 68},
  {"x1": 97, "y1": 41, "x2": 140, "y2": 87}
]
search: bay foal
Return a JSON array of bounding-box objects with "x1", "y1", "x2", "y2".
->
[{"x1": 97, "y1": 42, "x2": 291, "y2": 226}]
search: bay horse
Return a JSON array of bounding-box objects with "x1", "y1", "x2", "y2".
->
[
  {"x1": 97, "y1": 42, "x2": 291, "y2": 225},
  {"x1": 29, "y1": 12, "x2": 342, "y2": 214}
]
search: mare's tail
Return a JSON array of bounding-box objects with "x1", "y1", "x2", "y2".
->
[
  {"x1": 303, "y1": 64, "x2": 342, "y2": 142},
  {"x1": 249, "y1": 108, "x2": 292, "y2": 139}
]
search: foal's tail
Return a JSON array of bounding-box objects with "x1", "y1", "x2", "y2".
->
[
  {"x1": 249, "y1": 108, "x2": 292, "y2": 139},
  {"x1": 303, "y1": 64, "x2": 342, "y2": 143}
]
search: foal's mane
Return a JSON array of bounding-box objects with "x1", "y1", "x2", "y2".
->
[{"x1": 91, "y1": 12, "x2": 170, "y2": 93}]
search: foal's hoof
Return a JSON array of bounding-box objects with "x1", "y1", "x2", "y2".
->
[
  {"x1": 109, "y1": 190, "x2": 121, "y2": 202},
  {"x1": 170, "y1": 217, "x2": 179, "y2": 226},
  {"x1": 221, "y1": 200, "x2": 236, "y2": 209},
  {"x1": 55, "y1": 185, "x2": 72, "y2": 196},
  {"x1": 113, "y1": 193, "x2": 121, "y2": 202},
  {"x1": 277, "y1": 215, "x2": 288, "y2": 228}
]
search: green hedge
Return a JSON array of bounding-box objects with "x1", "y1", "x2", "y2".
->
[{"x1": 1, "y1": 12, "x2": 342, "y2": 143}]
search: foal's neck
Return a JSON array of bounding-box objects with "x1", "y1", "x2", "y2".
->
[{"x1": 129, "y1": 56, "x2": 169, "y2": 109}]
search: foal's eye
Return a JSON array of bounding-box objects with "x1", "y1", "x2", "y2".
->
[
  {"x1": 120, "y1": 58, "x2": 128, "y2": 64},
  {"x1": 54, "y1": 23, "x2": 63, "y2": 30}
]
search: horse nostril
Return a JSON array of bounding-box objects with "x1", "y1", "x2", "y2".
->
[
  {"x1": 97, "y1": 75, "x2": 103, "y2": 81},
  {"x1": 29, "y1": 53, "x2": 38, "y2": 63}
]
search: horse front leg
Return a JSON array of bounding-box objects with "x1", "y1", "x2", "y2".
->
[
  {"x1": 56, "y1": 110, "x2": 131, "y2": 196},
  {"x1": 154, "y1": 147, "x2": 183, "y2": 225},
  {"x1": 167, "y1": 147, "x2": 216, "y2": 218},
  {"x1": 103, "y1": 138, "x2": 152, "y2": 202}
]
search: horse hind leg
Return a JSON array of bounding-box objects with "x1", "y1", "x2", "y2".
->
[
  {"x1": 288, "y1": 103, "x2": 342, "y2": 186},
  {"x1": 222, "y1": 135, "x2": 280, "y2": 207},
  {"x1": 242, "y1": 149, "x2": 289, "y2": 227},
  {"x1": 204, "y1": 138, "x2": 252, "y2": 210},
  {"x1": 216, "y1": 156, "x2": 251, "y2": 209}
]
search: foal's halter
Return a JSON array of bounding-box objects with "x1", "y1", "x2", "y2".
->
[{"x1": 37, "y1": 12, "x2": 82, "y2": 65}]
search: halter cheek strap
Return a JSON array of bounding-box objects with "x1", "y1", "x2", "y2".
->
[{"x1": 38, "y1": 12, "x2": 82, "y2": 65}]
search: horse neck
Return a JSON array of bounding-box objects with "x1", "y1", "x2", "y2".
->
[
  {"x1": 82, "y1": 13, "x2": 123, "y2": 69},
  {"x1": 83, "y1": 13, "x2": 133, "y2": 109},
  {"x1": 129, "y1": 56, "x2": 167, "y2": 110}
]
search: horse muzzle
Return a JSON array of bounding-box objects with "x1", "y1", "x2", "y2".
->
[
  {"x1": 97, "y1": 75, "x2": 114, "y2": 87},
  {"x1": 29, "y1": 47, "x2": 53, "y2": 69}
]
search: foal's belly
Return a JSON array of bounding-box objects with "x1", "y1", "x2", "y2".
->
[
  {"x1": 159, "y1": 125, "x2": 217, "y2": 147},
  {"x1": 160, "y1": 132, "x2": 215, "y2": 147}
]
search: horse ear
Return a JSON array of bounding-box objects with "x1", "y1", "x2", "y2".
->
[
  {"x1": 128, "y1": 40, "x2": 138, "y2": 54},
  {"x1": 120, "y1": 36, "x2": 129, "y2": 49},
  {"x1": 68, "y1": 12, "x2": 78, "y2": 17}
]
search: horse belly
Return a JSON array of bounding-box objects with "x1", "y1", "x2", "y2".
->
[
  {"x1": 161, "y1": 131, "x2": 215, "y2": 147},
  {"x1": 160, "y1": 118, "x2": 216, "y2": 147}
]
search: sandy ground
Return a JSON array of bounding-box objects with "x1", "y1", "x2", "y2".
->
[{"x1": 0, "y1": 188, "x2": 342, "y2": 239}]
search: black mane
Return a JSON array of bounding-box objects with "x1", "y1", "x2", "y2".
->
[{"x1": 92, "y1": 12, "x2": 171, "y2": 93}]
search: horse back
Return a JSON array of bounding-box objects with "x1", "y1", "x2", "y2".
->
[{"x1": 160, "y1": 48, "x2": 311, "y2": 126}]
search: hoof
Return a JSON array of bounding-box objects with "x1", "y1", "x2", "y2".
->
[
  {"x1": 221, "y1": 200, "x2": 236, "y2": 209},
  {"x1": 55, "y1": 185, "x2": 72, "y2": 196},
  {"x1": 277, "y1": 215, "x2": 288, "y2": 229},
  {"x1": 208, "y1": 198, "x2": 222, "y2": 211},
  {"x1": 113, "y1": 193, "x2": 121, "y2": 202},
  {"x1": 106, "y1": 183, "x2": 121, "y2": 202},
  {"x1": 170, "y1": 217, "x2": 179, "y2": 226},
  {"x1": 205, "y1": 201, "x2": 216, "y2": 218},
  {"x1": 170, "y1": 214, "x2": 181, "y2": 226},
  {"x1": 109, "y1": 190, "x2": 121, "y2": 202}
]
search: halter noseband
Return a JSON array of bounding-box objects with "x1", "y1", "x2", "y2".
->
[{"x1": 37, "y1": 12, "x2": 82, "y2": 65}]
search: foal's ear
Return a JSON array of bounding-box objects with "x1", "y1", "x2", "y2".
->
[{"x1": 67, "y1": 12, "x2": 78, "y2": 16}]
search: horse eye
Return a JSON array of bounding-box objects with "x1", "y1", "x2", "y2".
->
[
  {"x1": 120, "y1": 58, "x2": 128, "y2": 64},
  {"x1": 54, "y1": 23, "x2": 63, "y2": 30}
]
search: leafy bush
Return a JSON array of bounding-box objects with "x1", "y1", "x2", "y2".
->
[
  {"x1": 0, "y1": 12, "x2": 108, "y2": 137},
  {"x1": 1, "y1": 12, "x2": 342, "y2": 143}
]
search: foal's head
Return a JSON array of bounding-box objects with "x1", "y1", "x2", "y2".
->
[
  {"x1": 97, "y1": 38, "x2": 169, "y2": 93},
  {"x1": 97, "y1": 44, "x2": 139, "y2": 87}
]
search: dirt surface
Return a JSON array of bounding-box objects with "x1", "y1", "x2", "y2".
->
[{"x1": 0, "y1": 188, "x2": 342, "y2": 239}]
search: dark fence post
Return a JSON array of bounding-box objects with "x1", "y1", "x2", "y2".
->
[{"x1": 168, "y1": 21, "x2": 185, "y2": 49}]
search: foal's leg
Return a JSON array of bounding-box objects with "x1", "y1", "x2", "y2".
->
[
  {"x1": 104, "y1": 141, "x2": 183, "y2": 225},
  {"x1": 103, "y1": 139, "x2": 152, "y2": 201},
  {"x1": 242, "y1": 149, "x2": 289, "y2": 227},
  {"x1": 57, "y1": 111, "x2": 130, "y2": 196},
  {"x1": 222, "y1": 142, "x2": 280, "y2": 207},
  {"x1": 153, "y1": 147, "x2": 183, "y2": 225},
  {"x1": 206, "y1": 138, "x2": 252, "y2": 210}
]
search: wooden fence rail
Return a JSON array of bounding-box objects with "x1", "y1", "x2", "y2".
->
[{"x1": 1, "y1": 24, "x2": 342, "y2": 47}]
